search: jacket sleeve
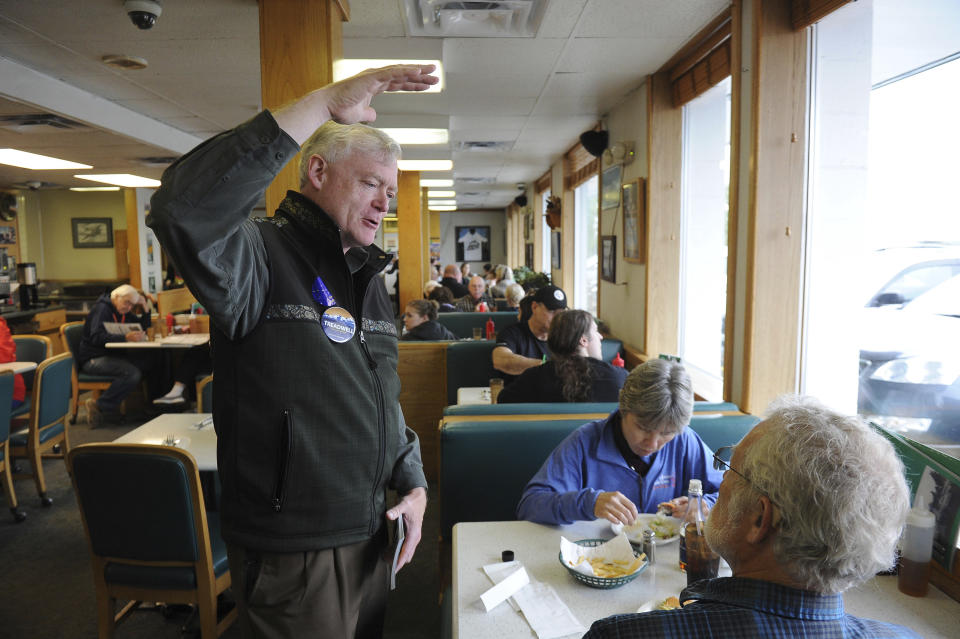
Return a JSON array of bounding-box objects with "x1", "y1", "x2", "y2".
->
[
  {"x1": 147, "y1": 110, "x2": 299, "y2": 340},
  {"x1": 85, "y1": 304, "x2": 126, "y2": 347},
  {"x1": 388, "y1": 406, "x2": 428, "y2": 495},
  {"x1": 516, "y1": 430, "x2": 601, "y2": 525}
]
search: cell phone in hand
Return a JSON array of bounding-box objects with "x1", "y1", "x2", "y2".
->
[{"x1": 390, "y1": 515, "x2": 405, "y2": 590}]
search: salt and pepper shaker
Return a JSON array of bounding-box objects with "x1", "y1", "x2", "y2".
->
[{"x1": 642, "y1": 529, "x2": 656, "y2": 565}]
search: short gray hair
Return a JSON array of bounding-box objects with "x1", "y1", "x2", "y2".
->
[
  {"x1": 743, "y1": 395, "x2": 909, "y2": 593},
  {"x1": 618, "y1": 359, "x2": 693, "y2": 434},
  {"x1": 298, "y1": 121, "x2": 401, "y2": 188},
  {"x1": 110, "y1": 284, "x2": 138, "y2": 302},
  {"x1": 505, "y1": 283, "x2": 525, "y2": 306}
]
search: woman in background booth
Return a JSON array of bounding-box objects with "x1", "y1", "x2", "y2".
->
[
  {"x1": 497, "y1": 309, "x2": 626, "y2": 403},
  {"x1": 504, "y1": 283, "x2": 525, "y2": 313},
  {"x1": 401, "y1": 300, "x2": 457, "y2": 341},
  {"x1": 427, "y1": 285, "x2": 457, "y2": 313},
  {"x1": 490, "y1": 265, "x2": 516, "y2": 298}
]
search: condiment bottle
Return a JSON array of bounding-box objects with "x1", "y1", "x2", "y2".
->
[
  {"x1": 612, "y1": 353, "x2": 625, "y2": 368},
  {"x1": 898, "y1": 495, "x2": 935, "y2": 597},
  {"x1": 485, "y1": 316, "x2": 495, "y2": 340},
  {"x1": 678, "y1": 479, "x2": 698, "y2": 572},
  {"x1": 165, "y1": 313, "x2": 174, "y2": 336},
  {"x1": 685, "y1": 479, "x2": 719, "y2": 585}
]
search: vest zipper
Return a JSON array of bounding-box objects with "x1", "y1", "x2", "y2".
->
[
  {"x1": 272, "y1": 409, "x2": 292, "y2": 513},
  {"x1": 360, "y1": 330, "x2": 387, "y2": 534}
]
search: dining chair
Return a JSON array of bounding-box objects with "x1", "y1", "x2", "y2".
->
[
  {"x1": 11, "y1": 334, "x2": 54, "y2": 422},
  {"x1": 197, "y1": 374, "x2": 213, "y2": 413},
  {"x1": 0, "y1": 371, "x2": 25, "y2": 522},
  {"x1": 60, "y1": 321, "x2": 113, "y2": 424},
  {"x1": 68, "y1": 443, "x2": 237, "y2": 639},
  {"x1": 8, "y1": 352, "x2": 73, "y2": 507}
]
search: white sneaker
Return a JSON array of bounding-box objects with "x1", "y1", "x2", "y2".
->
[{"x1": 153, "y1": 395, "x2": 187, "y2": 405}]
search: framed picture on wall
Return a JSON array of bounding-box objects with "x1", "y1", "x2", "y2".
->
[
  {"x1": 455, "y1": 226, "x2": 491, "y2": 262},
  {"x1": 622, "y1": 178, "x2": 646, "y2": 263},
  {"x1": 601, "y1": 235, "x2": 617, "y2": 283},
  {"x1": 551, "y1": 230, "x2": 561, "y2": 270},
  {"x1": 0, "y1": 225, "x2": 16, "y2": 245},
  {"x1": 601, "y1": 163, "x2": 622, "y2": 210},
  {"x1": 71, "y1": 217, "x2": 113, "y2": 249}
]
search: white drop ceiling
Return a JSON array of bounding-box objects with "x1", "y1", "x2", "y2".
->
[{"x1": 0, "y1": 0, "x2": 728, "y2": 208}]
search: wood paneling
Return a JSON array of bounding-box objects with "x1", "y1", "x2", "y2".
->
[
  {"x1": 397, "y1": 341, "x2": 448, "y2": 481},
  {"x1": 397, "y1": 171, "x2": 423, "y2": 311},
  {"x1": 644, "y1": 71, "x2": 682, "y2": 359},
  {"x1": 114, "y1": 230, "x2": 129, "y2": 281},
  {"x1": 259, "y1": 0, "x2": 345, "y2": 215},
  {"x1": 123, "y1": 190, "x2": 140, "y2": 288},
  {"x1": 723, "y1": 0, "x2": 744, "y2": 403}
]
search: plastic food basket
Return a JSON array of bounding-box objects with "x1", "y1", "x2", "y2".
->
[{"x1": 558, "y1": 538, "x2": 647, "y2": 589}]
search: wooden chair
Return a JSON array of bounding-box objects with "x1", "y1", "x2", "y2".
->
[
  {"x1": 60, "y1": 321, "x2": 113, "y2": 424},
  {"x1": 68, "y1": 443, "x2": 237, "y2": 639},
  {"x1": 0, "y1": 371, "x2": 25, "y2": 522},
  {"x1": 8, "y1": 352, "x2": 73, "y2": 506},
  {"x1": 11, "y1": 334, "x2": 54, "y2": 423},
  {"x1": 197, "y1": 374, "x2": 213, "y2": 413}
]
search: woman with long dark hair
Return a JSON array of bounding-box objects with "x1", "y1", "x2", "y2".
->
[
  {"x1": 400, "y1": 299, "x2": 457, "y2": 341},
  {"x1": 496, "y1": 309, "x2": 627, "y2": 403}
]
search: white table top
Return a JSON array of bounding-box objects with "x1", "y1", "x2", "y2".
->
[
  {"x1": 106, "y1": 333, "x2": 210, "y2": 348},
  {"x1": 457, "y1": 386, "x2": 492, "y2": 405},
  {"x1": 113, "y1": 412, "x2": 217, "y2": 471},
  {"x1": 452, "y1": 520, "x2": 960, "y2": 639},
  {"x1": 0, "y1": 361, "x2": 38, "y2": 374}
]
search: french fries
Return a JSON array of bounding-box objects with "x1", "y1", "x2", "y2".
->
[{"x1": 569, "y1": 553, "x2": 646, "y2": 578}]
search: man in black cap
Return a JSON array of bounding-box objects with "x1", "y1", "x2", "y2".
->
[{"x1": 492, "y1": 285, "x2": 567, "y2": 384}]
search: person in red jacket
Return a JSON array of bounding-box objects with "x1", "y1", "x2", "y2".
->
[{"x1": 0, "y1": 317, "x2": 25, "y2": 408}]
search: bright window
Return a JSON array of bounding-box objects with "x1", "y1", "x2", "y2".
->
[
  {"x1": 574, "y1": 176, "x2": 598, "y2": 315},
  {"x1": 678, "y1": 76, "x2": 731, "y2": 400}
]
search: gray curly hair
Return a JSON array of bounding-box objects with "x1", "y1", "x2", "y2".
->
[
  {"x1": 618, "y1": 359, "x2": 693, "y2": 434},
  {"x1": 298, "y1": 121, "x2": 401, "y2": 187},
  {"x1": 742, "y1": 395, "x2": 909, "y2": 593}
]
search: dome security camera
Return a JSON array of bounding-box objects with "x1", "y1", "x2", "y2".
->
[{"x1": 125, "y1": 0, "x2": 162, "y2": 30}]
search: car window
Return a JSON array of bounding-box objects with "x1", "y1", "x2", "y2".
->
[
  {"x1": 868, "y1": 262, "x2": 960, "y2": 306},
  {"x1": 904, "y1": 273, "x2": 960, "y2": 317}
]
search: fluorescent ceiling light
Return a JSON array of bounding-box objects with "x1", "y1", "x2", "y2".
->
[
  {"x1": 69, "y1": 187, "x2": 121, "y2": 192},
  {"x1": 333, "y1": 59, "x2": 444, "y2": 93},
  {"x1": 379, "y1": 128, "x2": 449, "y2": 145},
  {"x1": 0, "y1": 148, "x2": 91, "y2": 170},
  {"x1": 427, "y1": 190, "x2": 456, "y2": 197},
  {"x1": 421, "y1": 179, "x2": 454, "y2": 188},
  {"x1": 429, "y1": 205, "x2": 456, "y2": 211},
  {"x1": 398, "y1": 160, "x2": 453, "y2": 171},
  {"x1": 74, "y1": 174, "x2": 161, "y2": 188},
  {"x1": 428, "y1": 199, "x2": 457, "y2": 206}
]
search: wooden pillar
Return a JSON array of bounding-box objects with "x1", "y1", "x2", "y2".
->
[
  {"x1": 420, "y1": 188, "x2": 432, "y2": 282},
  {"x1": 259, "y1": 0, "x2": 349, "y2": 215},
  {"x1": 123, "y1": 189, "x2": 141, "y2": 288},
  {"x1": 397, "y1": 171, "x2": 424, "y2": 310}
]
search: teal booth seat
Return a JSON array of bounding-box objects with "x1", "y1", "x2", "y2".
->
[
  {"x1": 445, "y1": 341, "x2": 498, "y2": 406},
  {"x1": 439, "y1": 413, "x2": 760, "y2": 540},
  {"x1": 600, "y1": 338, "x2": 623, "y2": 363},
  {"x1": 442, "y1": 400, "x2": 741, "y2": 417},
  {"x1": 435, "y1": 312, "x2": 520, "y2": 339}
]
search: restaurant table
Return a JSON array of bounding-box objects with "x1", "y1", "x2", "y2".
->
[
  {"x1": 105, "y1": 333, "x2": 210, "y2": 348},
  {"x1": 457, "y1": 386, "x2": 492, "y2": 405},
  {"x1": 452, "y1": 519, "x2": 960, "y2": 639},
  {"x1": 0, "y1": 361, "x2": 38, "y2": 374},
  {"x1": 113, "y1": 412, "x2": 216, "y2": 471}
]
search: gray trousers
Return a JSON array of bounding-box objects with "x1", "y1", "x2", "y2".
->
[{"x1": 228, "y1": 531, "x2": 390, "y2": 639}]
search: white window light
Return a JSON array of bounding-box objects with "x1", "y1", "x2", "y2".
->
[
  {"x1": 427, "y1": 190, "x2": 456, "y2": 197},
  {"x1": 379, "y1": 128, "x2": 449, "y2": 145},
  {"x1": 420, "y1": 179, "x2": 454, "y2": 187},
  {"x1": 74, "y1": 174, "x2": 161, "y2": 188},
  {"x1": 398, "y1": 160, "x2": 453, "y2": 171},
  {"x1": 69, "y1": 187, "x2": 121, "y2": 192},
  {"x1": 428, "y1": 199, "x2": 457, "y2": 206},
  {"x1": 429, "y1": 204, "x2": 456, "y2": 211},
  {"x1": 0, "y1": 148, "x2": 91, "y2": 170},
  {"x1": 332, "y1": 59, "x2": 444, "y2": 93}
]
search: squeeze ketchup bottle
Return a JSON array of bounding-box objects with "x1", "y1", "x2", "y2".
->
[
  {"x1": 485, "y1": 316, "x2": 495, "y2": 340},
  {"x1": 612, "y1": 353, "x2": 625, "y2": 368}
]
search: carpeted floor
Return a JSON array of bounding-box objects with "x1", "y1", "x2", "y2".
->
[{"x1": 0, "y1": 404, "x2": 441, "y2": 638}]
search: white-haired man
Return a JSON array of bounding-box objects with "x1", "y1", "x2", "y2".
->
[{"x1": 584, "y1": 396, "x2": 918, "y2": 638}]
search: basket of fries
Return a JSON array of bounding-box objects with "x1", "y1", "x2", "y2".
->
[{"x1": 558, "y1": 538, "x2": 647, "y2": 589}]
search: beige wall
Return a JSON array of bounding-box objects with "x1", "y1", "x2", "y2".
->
[{"x1": 20, "y1": 190, "x2": 127, "y2": 280}]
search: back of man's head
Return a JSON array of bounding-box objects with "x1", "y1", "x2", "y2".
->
[
  {"x1": 743, "y1": 396, "x2": 909, "y2": 593},
  {"x1": 443, "y1": 264, "x2": 460, "y2": 280},
  {"x1": 298, "y1": 121, "x2": 401, "y2": 188}
]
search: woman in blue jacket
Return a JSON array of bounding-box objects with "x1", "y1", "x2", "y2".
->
[{"x1": 516, "y1": 359, "x2": 723, "y2": 525}]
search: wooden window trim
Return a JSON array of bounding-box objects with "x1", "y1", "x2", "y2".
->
[{"x1": 791, "y1": 0, "x2": 853, "y2": 31}]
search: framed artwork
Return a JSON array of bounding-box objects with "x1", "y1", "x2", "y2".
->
[
  {"x1": 525, "y1": 242, "x2": 534, "y2": 268},
  {"x1": 455, "y1": 226, "x2": 491, "y2": 262},
  {"x1": 601, "y1": 163, "x2": 622, "y2": 210},
  {"x1": 71, "y1": 217, "x2": 113, "y2": 249},
  {"x1": 551, "y1": 230, "x2": 561, "y2": 270},
  {"x1": 601, "y1": 235, "x2": 617, "y2": 283},
  {"x1": 622, "y1": 178, "x2": 646, "y2": 263},
  {"x1": 0, "y1": 225, "x2": 16, "y2": 245}
]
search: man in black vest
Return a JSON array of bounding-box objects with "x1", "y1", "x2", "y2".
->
[{"x1": 148, "y1": 65, "x2": 438, "y2": 639}]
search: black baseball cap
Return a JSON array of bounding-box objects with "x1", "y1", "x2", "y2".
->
[{"x1": 530, "y1": 285, "x2": 568, "y2": 310}]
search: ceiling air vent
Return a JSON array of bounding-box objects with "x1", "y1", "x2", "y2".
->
[
  {"x1": 137, "y1": 156, "x2": 179, "y2": 167},
  {"x1": 454, "y1": 140, "x2": 514, "y2": 152},
  {"x1": 402, "y1": 0, "x2": 547, "y2": 38},
  {"x1": 0, "y1": 114, "x2": 88, "y2": 133},
  {"x1": 457, "y1": 176, "x2": 496, "y2": 184}
]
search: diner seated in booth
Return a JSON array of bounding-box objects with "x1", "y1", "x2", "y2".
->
[
  {"x1": 496, "y1": 310, "x2": 627, "y2": 404},
  {"x1": 455, "y1": 276, "x2": 495, "y2": 312},
  {"x1": 489, "y1": 265, "x2": 516, "y2": 298},
  {"x1": 516, "y1": 359, "x2": 722, "y2": 526},
  {"x1": 492, "y1": 285, "x2": 568, "y2": 385},
  {"x1": 428, "y1": 285, "x2": 457, "y2": 313},
  {"x1": 503, "y1": 283, "x2": 525, "y2": 314},
  {"x1": 401, "y1": 299, "x2": 457, "y2": 341}
]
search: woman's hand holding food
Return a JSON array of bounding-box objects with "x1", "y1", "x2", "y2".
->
[{"x1": 594, "y1": 491, "x2": 639, "y2": 526}]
